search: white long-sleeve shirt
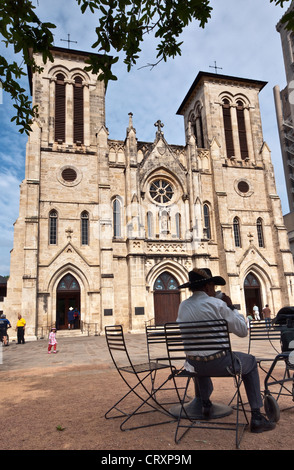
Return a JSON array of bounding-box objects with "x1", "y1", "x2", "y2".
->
[{"x1": 177, "y1": 291, "x2": 247, "y2": 356}]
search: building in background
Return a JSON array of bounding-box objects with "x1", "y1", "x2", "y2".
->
[
  {"x1": 274, "y1": 0, "x2": 294, "y2": 256},
  {"x1": 3, "y1": 46, "x2": 294, "y2": 339}
]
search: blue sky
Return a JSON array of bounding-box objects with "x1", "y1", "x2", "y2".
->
[{"x1": 0, "y1": 0, "x2": 291, "y2": 274}]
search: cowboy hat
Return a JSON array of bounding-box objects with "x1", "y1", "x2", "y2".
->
[{"x1": 178, "y1": 268, "x2": 226, "y2": 289}]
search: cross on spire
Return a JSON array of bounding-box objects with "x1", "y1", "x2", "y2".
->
[
  {"x1": 154, "y1": 120, "x2": 164, "y2": 135},
  {"x1": 209, "y1": 61, "x2": 222, "y2": 74},
  {"x1": 60, "y1": 34, "x2": 77, "y2": 49}
]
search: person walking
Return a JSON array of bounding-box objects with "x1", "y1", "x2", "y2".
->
[
  {"x1": 253, "y1": 304, "x2": 260, "y2": 321},
  {"x1": 262, "y1": 304, "x2": 271, "y2": 327},
  {"x1": 0, "y1": 314, "x2": 11, "y2": 346},
  {"x1": 16, "y1": 314, "x2": 26, "y2": 344},
  {"x1": 48, "y1": 327, "x2": 57, "y2": 354}
]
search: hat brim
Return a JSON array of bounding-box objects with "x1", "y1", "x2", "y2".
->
[{"x1": 178, "y1": 275, "x2": 226, "y2": 289}]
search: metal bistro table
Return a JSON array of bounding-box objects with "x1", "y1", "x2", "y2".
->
[{"x1": 169, "y1": 380, "x2": 233, "y2": 420}]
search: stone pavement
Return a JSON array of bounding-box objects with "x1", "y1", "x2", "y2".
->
[
  {"x1": 0, "y1": 328, "x2": 290, "y2": 453},
  {"x1": 0, "y1": 329, "x2": 282, "y2": 374}
]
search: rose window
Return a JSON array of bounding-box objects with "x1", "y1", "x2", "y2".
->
[{"x1": 149, "y1": 179, "x2": 174, "y2": 204}]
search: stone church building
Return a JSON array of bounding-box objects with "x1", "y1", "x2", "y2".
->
[{"x1": 4, "y1": 46, "x2": 294, "y2": 339}]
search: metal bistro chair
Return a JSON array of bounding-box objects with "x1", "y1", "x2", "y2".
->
[
  {"x1": 146, "y1": 324, "x2": 186, "y2": 404},
  {"x1": 248, "y1": 320, "x2": 281, "y2": 374},
  {"x1": 104, "y1": 325, "x2": 175, "y2": 431},
  {"x1": 164, "y1": 320, "x2": 248, "y2": 449},
  {"x1": 262, "y1": 312, "x2": 294, "y2": 421}
]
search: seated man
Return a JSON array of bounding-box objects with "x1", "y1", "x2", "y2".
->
[{"x1": 177, "y1": 268, "x2": 275, "y2": 433}]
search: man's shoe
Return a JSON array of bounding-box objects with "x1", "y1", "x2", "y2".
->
[{"x1": 250, "y1": 415, "x2": 276, "y2": 433}]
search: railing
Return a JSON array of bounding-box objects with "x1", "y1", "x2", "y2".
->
[{"x1": 80, "y1": 321, "x2": 100, "y2": 336}]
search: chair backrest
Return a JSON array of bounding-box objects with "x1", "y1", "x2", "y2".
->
[
  {"x1": 105, "y1": 325, "x2": 133, "y2": 371},
  {"x1": 164, "y1": 320, "x2": 232, "y2": 363},
  {"x1": 146, "y1": 325, "x2": 167, "y2": 362},
  {"x1": 248, "y1": 320, "x2": 281, "y2": 354}
]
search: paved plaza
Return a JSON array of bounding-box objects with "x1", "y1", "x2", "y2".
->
[{"x1": 0, "y1": 329, "x2": 293, "y2": 453}]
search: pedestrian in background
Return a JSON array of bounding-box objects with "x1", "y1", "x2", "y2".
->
[
  {"x1": 16, "y1": 314, "x2": 26, "y2": 344},
  {"x1": 262, "y1": 304, "x2": 271, "y2": 327}
]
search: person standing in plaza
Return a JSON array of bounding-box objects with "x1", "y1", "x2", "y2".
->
[
  {"x1": 262, "y1": 304, "x2": 271, "y2": 327},
  {"x1": 48, "y1": 327, "x2": 57, "y2": 354},
  {"x1": 16, "y1": 314, "x2": 26, "y2": 344},
  {"x1": 67, "y1": 307, "x2": 75, "y2": 329}
]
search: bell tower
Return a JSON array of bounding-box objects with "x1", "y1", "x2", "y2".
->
[
  {"x1": 4, "y1": 47, "x2": 109, "y2": 339},
  {"x1": 28, "y1": 46, "x2": 107, "y2": 149}
]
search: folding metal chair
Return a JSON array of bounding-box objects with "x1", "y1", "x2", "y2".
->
[
  {"x1": 104, "y1": 325, "x2": 175, "y2": 431},
  {"x1": 248, "y1": 320, "x2": 281, "y2": 374},
  {"x1": 146, "y1": 324, "x2": 186, "y2": 403},
  {"x1": 263, "y1": 326, "x2": 294, "y2": 421},
  {"x1": 164, "y1": 320, "x2": 249, "y2": 449}
]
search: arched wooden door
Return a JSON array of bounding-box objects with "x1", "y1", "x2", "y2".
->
[
  {"x1": 56, "y1": 274, "x2": 80, "y2": 330},
  {"x1": 244, "y1": 272, "x2": 262, "y2": 318},
  {"x1": 153, "y1": 272, "x2": 180, "y2": 325}
]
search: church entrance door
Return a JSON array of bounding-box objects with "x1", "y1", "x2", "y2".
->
[
  {"x1": 153, "y1": 272, "x2": 180, "y2": 325},
  {"x1": 56, "y1": 274, "x2": 81, "y2": 330},
  {"x1": 244, "y1": 273, "x2": 262, "y2": 318}
]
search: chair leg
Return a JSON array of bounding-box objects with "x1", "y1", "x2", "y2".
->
[
  {"x1": 105, "y1": 370, "x2": 163, "y2": 420},
  {"x1": 119, "y1": 374, "x2": 177, "y2": 431},
  {"x1": 106, "y1": 370, "x2": 177, "y2": 431},
  {"x1": 173, "y1": 376, "x2": 248, "y2": 449}
]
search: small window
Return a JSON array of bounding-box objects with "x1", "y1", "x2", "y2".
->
[
  {"x1": 236, "y1": 101, "x2": 249, "y2": 160},
  {"x1": 49, "y1": 210, "x2": 58, "y2": 245},
  {"x1": 233, "y1": 217, "x2": 241, "y2": 247},
  {"x1": 222, "y1": 99, "x2": 234, "y2": 158},
  {"x1": 81, "y1": 211, "x2": 89, "y2": 245},
  {"x1": 237, "y1": 180, "x2": 250, "y2": 194},
  {"x1": 55, "y1": 73, "x2": 66, "y2": 142},
  {"x1": 74, "y1": 76, "x2": 84, "y2": 144},
  {"x1": 203, "y1": 204, "x2": 211, "y2": 239},
  {"x1": 257, "y1": 217, "x2": 265, "y2": 248},
  {"x1": 113, "y1": 198, "x2": 121, "y2": 238},
  {"x1": 62, "y1": 168, "x2": 77, "y2": 182}
]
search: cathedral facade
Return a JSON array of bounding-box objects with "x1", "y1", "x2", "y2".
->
[{"x1": 4, "y1": 47, "x2": 294, "y2": 339}]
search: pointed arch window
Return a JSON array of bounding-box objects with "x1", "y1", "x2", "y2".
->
[
  {"x1": 257, "y1": 217, "x2": 265, "y2": 247},
  {"x1": 154, "y1": 272, "x2": 179, "y2": 291},
  {"x1": 73, "y1": 76, "x2": 84, "y2": 144},
  {"x1": 236, "y1": 101, "x2": 249, "y2": 160},
  {"x1": 222, "y1": 99, "x2": 234, "y2": 158},
  {"x1": 233, "y1": 217, "x2": 242, "y2": 247},
  {"x1": 49, "y1": 210, "x2": 58, "y2": 245},
  {"x1": 55, "y1": 73, "x2": 66, "y2": 142},
  {"x1": 81, "y1": 211, "x2": 89, "y2": 245},
  {"x1": 203, "y1": 204, "x2": 211, "y2": 239},
  {"x1": 195, "y1": 114, "x2": 204, "y2": 148},
  {"x1": 113, "y1": 198, "x2": 121, "y2": 238}
]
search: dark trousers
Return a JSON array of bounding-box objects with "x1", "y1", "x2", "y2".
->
[
  {"x1": 17, "y1": 327, "x2": 25, "y2": 344},
  {"x1": 188, "y1": 351, "x2": 263, "y2": 410}
]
